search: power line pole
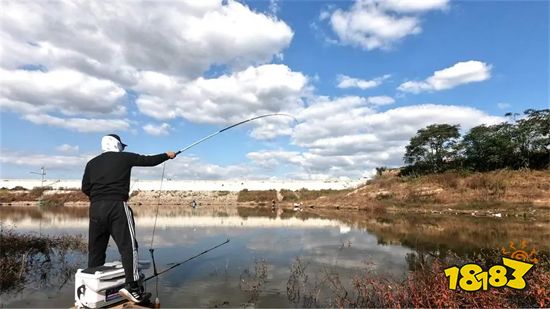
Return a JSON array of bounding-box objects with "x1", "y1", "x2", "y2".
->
[{"x1": 30, "y1": 166, "x2": 46, "y2": 188}]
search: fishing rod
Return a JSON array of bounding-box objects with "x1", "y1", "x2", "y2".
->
[
  {"x1": 175, "y1": 113, "x2": 297, "y2": 155},
  {"x1": 145, "y1": 238, "x2": 230, "y2": 282}
]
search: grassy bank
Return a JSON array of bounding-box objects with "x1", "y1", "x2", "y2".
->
[
  {"x1": 315, "y1": 169, "x2": 550, "y2": 212},
  {"x1": 0, "y1": 170, "x2": 548, "y2": 212}
]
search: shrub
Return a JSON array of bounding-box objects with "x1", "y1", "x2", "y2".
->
[
  {"x1": 0, "y1": 227, "x2": 86, "y2": 293},
  {"x1": 237, "y1": 189, "x2": 277, "y2": 202},
  {"x1": 280, "y1": 189, "x2": 298, "y2": 201}
]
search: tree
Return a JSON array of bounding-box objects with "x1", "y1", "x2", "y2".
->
[
  {"x1": 461, "y1": 123, "x2": 518, "y2": 171},
  {"x1": 515, "y1": 109, "x2": 550, "y2": 169},
  {"x1": 403, "y1": 124, "x2": 461, "y2": 174}
]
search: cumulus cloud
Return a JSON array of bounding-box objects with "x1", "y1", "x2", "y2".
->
[
  {"x1": 325, "y1": 0, "x2": 448, "y2": 50},
  {"x1": 0, "y1": 68, "x2": 126, "y2": 116},
  {"x1": 0, "y1": 1, "x2": 293, "y2": 80},
  {"x1": 337, "y1": 74, "x2": 390, "y2": 89},
  {"x1": 247, "y1": 99, "x2": 504, "y2": 179},
  {"x1": 497, "y1": 102, "x2": 511, "y2": 110},
  {"x1": 56, "y1": 144, "x2": 79, "y2": 154},
  {"x1": 143, "y1": 123, "x2": 172, "y2": 136},
  {"x1": 0, "y1": 150, "x2": 91, "y2": 170},
  {"x1": 136, "y1": 64, "x2": 308, "y2": 138},
  {"x1": 0, "y1": 0, "x2": 294, "y2": 133},
  {"x1": 398, "y1": 61, "x2": 492, "y2": 93},
  {"x1": 366, "y1": 95, "x2": 395, "y2": 105},
  {"x1": 23, "y1": 114, "x2": 131, "y2": 133},
  {"x1": 380, "y1": 0, "x2": 449, "y2": 13},
  {"x1": 130, "y1": 155, "x2": 254, "y2": 180},
  {"x1": 0, "y1": 149, "x2": 255, "y2": 180}
]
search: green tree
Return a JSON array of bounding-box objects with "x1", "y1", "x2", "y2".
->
[
  {"x1": 461, "y1": 123, "x2": 518, "y2": 171},
  {"x1": 403, "y1": 124, "x2": 461, "y2": 174},
  {"x1": 515, "y1": 109, "x2": 550, "y2": 168}
]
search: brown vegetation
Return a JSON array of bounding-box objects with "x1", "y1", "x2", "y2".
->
[
  {"x1": 321, "y1": 169, "x2": 550, "y2": 210},
  {"x1": 40, "y1": 191, "x2": 88, "y2": 207},
  {"x1": 0, "y1": 187, "x2": 87, "y2": 206},
  {"x1": 0, "y1": 227, "x2": 87, "y2": 293},
  {"x1": 287, "y1": 250, "x2": 550, "y2": 308},
  {"x1": 237, "y1": 189, "x2": 277, "y2": 202}
]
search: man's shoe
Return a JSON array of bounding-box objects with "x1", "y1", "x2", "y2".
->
[{"x1": 119, "y1": 282, "x2": 146, "y2": 303}]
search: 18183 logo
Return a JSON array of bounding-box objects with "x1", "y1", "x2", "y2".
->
[
  {"x1": 444, "y1": 257, "x2": 533, "y2": 291},
  {"x1": 443, "y1": 240, "x2": 538, "y2": 292}
]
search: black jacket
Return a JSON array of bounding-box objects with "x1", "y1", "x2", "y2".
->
[{"x1": 82, "y1": 152, "x2": 169, "y2": 202}]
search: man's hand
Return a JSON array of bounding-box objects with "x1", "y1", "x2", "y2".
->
[{"x1": 166, "y1": 151, "x2": 176, "y2": 159}]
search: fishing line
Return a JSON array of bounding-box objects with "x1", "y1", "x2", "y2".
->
[{"x1": 146, "y1": 113, "x2": 296, "y2": 287}]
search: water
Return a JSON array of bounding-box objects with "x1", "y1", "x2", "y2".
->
[{"x1": 1, "y1": 205, "x2": 548, "y2": 307}]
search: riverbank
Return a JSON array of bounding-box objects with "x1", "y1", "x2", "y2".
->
[{"x1": 1, "y1": 170, "x2": 549, "y2": 217}]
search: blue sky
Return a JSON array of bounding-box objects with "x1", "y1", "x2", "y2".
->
[{"x1": 0, "y1": 0, "x2": 548, "y2": 180}]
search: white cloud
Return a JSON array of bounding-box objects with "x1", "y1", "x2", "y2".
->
[
  {"x1": 0, "y1": 1, "x2": 294, "y2": 133},
  {"x1": 143, "y1": 123, "x2": 172, "y2": 136},
  {"x1": 23, "y1": 114, "x2": 130, "y2": 133},
  {"x1": 0, "y1": 1, "x2": 293, "y2": 80},
  {"x1": 366, "y1": 95, "x2": 395, "y2": 105},
  {"x1": 0, "y1": 149, "x2": 255, "y2": 180},
  {"x1": 246, "y1": 150, "x2": 304, "y2": 168},
  {"x1": 337, "y1": 74, "x2": 390, "y2": 89},
  {"x1": 0, "y1": 150, "x2": 90, "y2": 170},
  {"x1": 247, "y1": 99, "x2": 504, "y2": 179},
  {"x1": 56, "y1": 144, "x2": 79, "y2": 154},
  {"x1": 325, "y1": 0, "x2": 448, "y2": 50},
  {"x1": 130, "y1": 155, "x2": 254, "y2": 180},
  {"x1": 398, "y1": 60, "x2": 492, "y2": 93},
  {"x1": 0, "y1": 68, "x2": 126, "y2": 116},
  {"x1": 136, "y1": 64, "x2": 308, "y2": 138},
  {"x1": 380, "y1": 0, "x2": 449, "y2": 13}
]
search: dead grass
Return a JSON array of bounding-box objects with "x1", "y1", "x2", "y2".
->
[
  {"x1": 237, "y1": 189, "x2": 278, "y2": 202},
  {"x1": 0, "y1": 187, "x2": 52, "y2": 203},
  {"x1": 287, "y1": 250, "x2": 550, "y2": 308},
  {"x1": 40, "y1": 191, "x2": 88, "y2": 207},
  {"x1": 0, "y1": 227, "x2": 87, "y2": 293},
  {"x1": 326, "y1": 169, "x2": 550, "y2": 209}
]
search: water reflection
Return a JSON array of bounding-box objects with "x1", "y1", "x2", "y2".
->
[{"x1": 0, "y1": 205, "x2": 548, "y2": 307}]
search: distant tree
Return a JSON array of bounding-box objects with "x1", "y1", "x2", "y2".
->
[
  {"x1": 516, "y1": 109, "x2": 550, "y2": 168},
  {"x1": 461, "y1": 109, "x2": 549, "y2": 171},
  {"x1": 461, "y1": 123, "x2": 518, "y2": 171},
  {"x1": 403, "y1": 124, "x2": 461, "y2": 174}
]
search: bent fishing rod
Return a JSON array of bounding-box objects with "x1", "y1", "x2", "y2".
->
[
  {"x1": 175, "y1": 113, "x2": 297, "y2": 155},
  {"x1": 147, "y1": 113, "x2": 297, "y2": 278}
]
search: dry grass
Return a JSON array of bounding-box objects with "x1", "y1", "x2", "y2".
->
[
  {"x1": 329, "y1": 169, "x2": 550, "y2": 209},
  {"x1": 0, "y1": 227, "x2": 87, "y2": 293},
  {"x1": 40, "y1": 191, "x2": 88, "y2": 207},
  {"x1": 287, "y1": 250, "x2": 550, "y2": 308},
  {"x1": 237, "y1": 189, "x2": 277, "y2": 202},
  {"x1": 0, "y1": 187, "x2": 51, "y2": 203},
  {"x1": 239, "y1": 259, "x2": 268, "y2": 303}
]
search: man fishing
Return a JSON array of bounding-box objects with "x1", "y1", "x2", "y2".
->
[{"x1": 81, "y1": 134, "x2": 176, "y2": 303}]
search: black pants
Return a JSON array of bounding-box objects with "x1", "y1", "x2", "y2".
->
[{"x1": 88, "y1": 200, "x2": 139, "y2": 283}]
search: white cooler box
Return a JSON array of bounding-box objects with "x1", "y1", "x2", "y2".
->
[{"x1": 74, "y1": 260, "x2": 150, "y2": 308}]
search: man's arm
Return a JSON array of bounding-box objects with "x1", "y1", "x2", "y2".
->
[
  {"x1": 81, "y1": 164, "x2": 91, "y2": 197},
  {"x1": 128, "y1": 151, "x2": 176, "y2": 167}
]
